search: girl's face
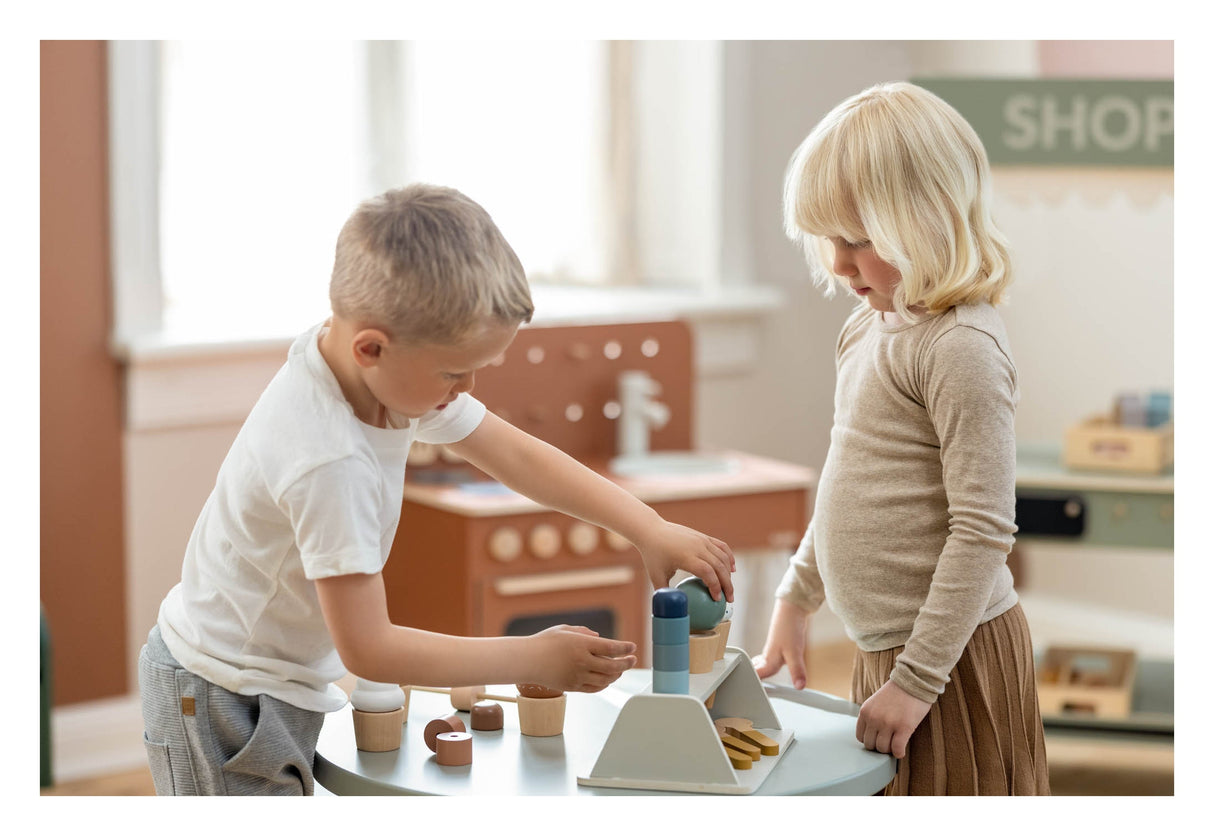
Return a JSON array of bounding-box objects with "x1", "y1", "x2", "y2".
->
[{"x1": 828, "y1": 236, "x2": 902, "y2": 313}]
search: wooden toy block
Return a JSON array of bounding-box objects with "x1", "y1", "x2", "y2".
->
[
  {"x1": 718, "y1": 732, "x2": 761, "y2": 761},
  {"x1": 712, "y1": 621, "x2": 731, "y2": 660},
  {"x1": 689, "y1": 631, "x2": 718, "y2": 674},
  {"x1": 424, "y1": 714, "x2": 467, "y2": 752},
  {"x1": 517, "y1": 693, "x2": 566, "y2": 736},
  {"x1": 714, "y1": 717, "x2": 779, "y2": 755},
  {"x1": 351, "y1": 707, "x2": 406, "y2": 752},
  {"x1": 470, "y1": 699, "x2": 504, "y2": 731},
  {"x1": 435, "y1": 731, "x2": 473, "y2": 766},
  {"x1": 704, "y1": 690, "x2": 716, "y2": 710}
]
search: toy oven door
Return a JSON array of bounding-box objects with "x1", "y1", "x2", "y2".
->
[{"x1": 478, "y1": 565, "x2": 647, "y2": 654}]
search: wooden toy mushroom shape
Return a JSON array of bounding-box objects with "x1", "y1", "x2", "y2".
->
[{"x1": 350, "y1": 679, "x2": 408, "y2": 752}]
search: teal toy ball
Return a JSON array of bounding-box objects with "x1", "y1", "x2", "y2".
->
[{"x1": 676, "y1": 577, "x2": 726, "y2": 631}]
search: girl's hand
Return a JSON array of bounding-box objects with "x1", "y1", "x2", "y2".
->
[
  {"x1": 751, "y1": 599, "x2": 811, "y2": 689},
  {"x1": 526, "y1": 625, "x2": 637, "y2": 693},
  {"x1": 855, "y1": 679, "x2": 933, "y2": 759},
  {"x1": 633, "y1": 520, "x2": 735, "y2": 602}
]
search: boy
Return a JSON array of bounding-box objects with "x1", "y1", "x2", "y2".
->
[{"x1": 138, "y1": 184, "x2": 735, "y2": 795}]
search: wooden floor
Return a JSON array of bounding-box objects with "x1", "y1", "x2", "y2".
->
[{"x1": 40, "y1": 640, "x2": 1171, "y2": 796}]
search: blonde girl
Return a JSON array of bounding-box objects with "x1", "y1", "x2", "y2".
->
[{"x1": 753, "y1": 82, "x2": 1049, "y2": 795}]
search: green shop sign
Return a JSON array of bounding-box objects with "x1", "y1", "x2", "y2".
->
[{"x1": 911, "y1": 78, "x2": 1173, "y2": 167}]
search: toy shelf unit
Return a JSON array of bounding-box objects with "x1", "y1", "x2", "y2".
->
[{"x1": 578, "y1": 647, "x2": 794, "y2": 794}]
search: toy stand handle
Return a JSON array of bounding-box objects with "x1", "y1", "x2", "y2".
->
[{"x1": 762, "y1": 682, "x2": 861, "y2": 717}]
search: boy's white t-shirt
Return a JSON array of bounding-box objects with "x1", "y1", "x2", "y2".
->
[{"x1": 157, "y1": 321, "x2": 487, "y2": 712}]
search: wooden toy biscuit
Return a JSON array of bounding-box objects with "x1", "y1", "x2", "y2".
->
[
  {"x1": 424, "y1": 714, "x2": 467, "y2": 752},
  {"x1": 723, "y1": 748, "x2": 752, "y2": 770},
  {"x1": 435, "y1": 731, "x2": 473, "y2": 766},
  {"x1": 714, "y1": 717, "x2": 779, "y2": 756},
  {"x1": 717, "y1": 731, "x2": 761, "y2": 761}
]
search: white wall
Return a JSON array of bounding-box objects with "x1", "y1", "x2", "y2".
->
[{"x1": 995, "y1": 172, "x2": 1173, "y2": 442}]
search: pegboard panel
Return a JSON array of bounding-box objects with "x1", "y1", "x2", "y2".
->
[{"x1": 471, "y1": 320, "x2": 694, "y2": 461}]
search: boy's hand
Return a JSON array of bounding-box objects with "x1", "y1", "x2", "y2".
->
[
  {"x1": 751, "y1": 598, "x2": 810, "y2": 689},
  {"x1": 528, "y1": 625, "x2": 637, "y2": 693},
  {"x1": 855, "y1": 679, "x2": 932, "y2": 759},
  {"x1": 634, "y1": 520, "x2": 735, "y2": 602}
]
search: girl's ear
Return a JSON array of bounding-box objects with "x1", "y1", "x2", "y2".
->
[{"x1": 351, "y1": 328, "x2": 389, "y2": 368}]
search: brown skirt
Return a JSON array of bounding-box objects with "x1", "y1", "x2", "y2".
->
[{"x1": 850, "y1": 602, "x2": 1050, "y2": 795}]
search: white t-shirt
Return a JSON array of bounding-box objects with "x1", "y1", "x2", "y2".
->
[{"x1": 157, "y1": 321, "x2": 486, "y2": 712}]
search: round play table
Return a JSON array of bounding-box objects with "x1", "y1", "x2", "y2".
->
[{"x1": 314, "y1": 669, "x2": 894, "y2": 795}]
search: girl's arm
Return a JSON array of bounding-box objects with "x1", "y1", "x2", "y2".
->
[
  {"x1": 446, "y1": 411, "x2": 735, "y2": 601},
  {"x1": 891, "y1": 323, "x2": 1019, "y2": 703},
  {"x1": 754, "y1": 519, "x2": 825, "y2": 688},
  {"x1": 856, "y1": 322, "x2": 1017, "y2": 756}
]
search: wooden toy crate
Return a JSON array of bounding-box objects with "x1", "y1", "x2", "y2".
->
[
  {"x1": 1063, "y1": 416, "x2": 1173, "y2": 475},
  {"x1": 1036, "y1": 646, "x2": 1137, "y2": 719}
]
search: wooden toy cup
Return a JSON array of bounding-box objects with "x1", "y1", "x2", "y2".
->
[
  {"x1": 712, "y1": 620, "x2": 731, "y2": 660},
  {"x1": 352, "y1": 707, "x2": 406, "y2": 752},
  {"x1": 689, "y1": 631, "x2": 718, "y2": 674},
  {"x1": 517, "y1": 693, "x2": 566, "y2": 736}
]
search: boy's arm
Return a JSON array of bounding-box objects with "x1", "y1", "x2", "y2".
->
[
  {"x1": 314, "y1": 570, "x2": 636, "y2": 690},
  {"x1": 446, "y1": 411, "x2": 735, "y2": 601}
]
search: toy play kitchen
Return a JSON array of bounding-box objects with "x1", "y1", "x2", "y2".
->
[{"x1": 381, "y1": 320, "x2": 817, "y2": 661}]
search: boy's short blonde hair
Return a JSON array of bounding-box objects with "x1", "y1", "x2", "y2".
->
[
  {"x1": 783, "y1": 82, "x2": 1012, "y2": 321},
  {"x1": 330, "y1": 184, "x2": 534, "y2": 345}
]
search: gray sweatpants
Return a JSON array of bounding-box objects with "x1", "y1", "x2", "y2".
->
[{"x1": 138, "y1": 626, "x2": 325, "y2": 795}]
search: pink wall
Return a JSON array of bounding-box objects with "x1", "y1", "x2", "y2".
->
[
  {"x1": 1038, "y1": 41, "x2": 1173, "y2": 79},
  {"x1": 41, "y1": 40, "x2": 129, "y2": 705}
]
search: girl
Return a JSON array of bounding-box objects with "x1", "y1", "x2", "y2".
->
[{"x1": 753, "y1": 82, "x2": 1049, "y2": 795}]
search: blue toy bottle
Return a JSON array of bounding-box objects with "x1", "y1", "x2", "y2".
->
[{"x1": 651, "y1": 587, "x2": 690, "y2": 694}]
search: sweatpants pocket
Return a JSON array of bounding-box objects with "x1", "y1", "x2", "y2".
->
[
  {"x1": 142, "y1": 732, "x2": 176, "y2": 796},
  {"x1": 220, "y1": 694, "x2": 323, "y2": 796}
]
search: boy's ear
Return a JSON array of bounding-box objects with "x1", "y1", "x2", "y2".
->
[{"x1": 351, "y1": 328, "x2": 390, "y2": 368}]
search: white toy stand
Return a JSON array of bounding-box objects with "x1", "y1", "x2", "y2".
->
[{"x1": 577, "y1": 647, "x2": 794, "y2": 794}]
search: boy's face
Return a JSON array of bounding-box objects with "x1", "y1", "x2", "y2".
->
[
  {"x1": 365, "y1": 321, "x2": 519, "y2": 419},
  {"x1": 828, "y1": 236, "x2": 902, "y2": 313}
]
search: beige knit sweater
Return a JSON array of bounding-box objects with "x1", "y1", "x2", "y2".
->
[{"x1": 775, "y1": 302, "x2": 1020, "y2": 704}]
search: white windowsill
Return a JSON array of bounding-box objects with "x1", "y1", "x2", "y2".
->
[{"x1": 118, "y1": 283, "x2": 782, "y2": 432}]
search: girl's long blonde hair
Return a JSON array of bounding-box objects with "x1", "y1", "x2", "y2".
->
[{"x1": 783, "y1": 82, "x2": 1012, "y2": 321}]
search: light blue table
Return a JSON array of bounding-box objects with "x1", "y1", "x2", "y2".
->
[{"x1": 314, "y1": 670, "x2": 894, "y2": 796}]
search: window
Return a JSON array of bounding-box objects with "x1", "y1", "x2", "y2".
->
[
  {"x1": 141, "y1": 40, "x2": 610, "y2": 343},
  {"x1": 110, "y1": 40, "x2": 747, "y2": 352},
  {"x1": 158, "y1": 41, "x2": 368, "y2": 342}
]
